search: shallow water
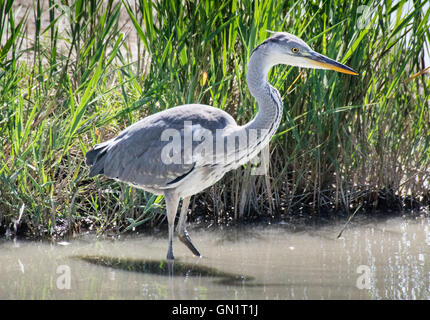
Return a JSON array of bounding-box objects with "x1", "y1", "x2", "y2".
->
[{"x1": 0, "y1": 216, "x2": 429, "y2": 299}]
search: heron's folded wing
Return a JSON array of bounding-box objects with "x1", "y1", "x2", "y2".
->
[{"x1": 100, "y1": 104, "x2": 237, "y2": 189}]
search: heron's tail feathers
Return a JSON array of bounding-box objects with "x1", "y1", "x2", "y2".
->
[{"x1": 86, "y1": 141, "x2": 110, "y2": 177}]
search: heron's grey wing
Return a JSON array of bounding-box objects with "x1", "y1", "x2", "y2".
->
[{"x1": 86, "y1": 104, "x2": 237, "y2": 189}]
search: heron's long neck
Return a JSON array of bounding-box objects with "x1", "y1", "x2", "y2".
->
[
  {"x1": 244, "y1": 52, "x2": 283, "y2": 134},
  {"x1": 222, "y1": 50, "x2": 283, "y2": 168}
]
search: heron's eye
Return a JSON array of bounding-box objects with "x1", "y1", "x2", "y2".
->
[{"x1": 292, "y1": 47, "x2": 299, "y2": 53}]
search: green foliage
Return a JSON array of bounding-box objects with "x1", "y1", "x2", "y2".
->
[{"x1": 0, "y1": 0, "x2": 429, "y2": 238}]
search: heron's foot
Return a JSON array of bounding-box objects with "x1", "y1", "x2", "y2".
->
[
  {"x1": 178, "y1": 230, "x2": 201, "y2": 257},
  {"x1": 166, "y1": 253, "x2": 174, "y2": 261},
  {"x1": 167, "y1": 259, "x2": 174, "y2": 277},
  {"x1": 166, "y1": 246, "x2": 175, "y2": 261}
]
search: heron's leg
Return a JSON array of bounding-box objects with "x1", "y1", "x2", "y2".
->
[
  {"x1": 164, "y1": 192, "x2": 179, "y2": 261},
  {"x1": 176, "y1": 196, "x2": 201, "y2": 257},
  {"x1": 176, "y1": 196, "x2": 190, "y2": 235}
]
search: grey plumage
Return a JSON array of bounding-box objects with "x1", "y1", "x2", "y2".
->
[
  {"x1": 87, "y1": 104, "x2": 237, "y2": 190},
  {"x1": 86, "y1": 32, "x2": 357, "y2": 260}
]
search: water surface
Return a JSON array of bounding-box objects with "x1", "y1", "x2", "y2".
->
[{"x1": 0, "y1": 216, "x2": 429, "y2": 299}]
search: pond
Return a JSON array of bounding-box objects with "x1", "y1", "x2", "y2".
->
[{"x1": 0, "y1": 215, "x2": 429, "y2": 299}]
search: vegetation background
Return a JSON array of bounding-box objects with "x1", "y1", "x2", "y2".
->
[{"x1": 0, "y1": 0, "x2": 429, "y2": 238}]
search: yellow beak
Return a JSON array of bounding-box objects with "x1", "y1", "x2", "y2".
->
[{"x1": 306, "y1": 51, "x2": 358, "y2": 75}]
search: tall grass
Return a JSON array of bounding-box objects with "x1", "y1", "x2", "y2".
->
[{"x1": 0, "y1": 0, "x2": 429, "y2": 238}]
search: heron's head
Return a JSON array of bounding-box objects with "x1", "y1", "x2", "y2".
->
[{"x1": 255, "y1": 32, "x2": 358, "y2": 75}]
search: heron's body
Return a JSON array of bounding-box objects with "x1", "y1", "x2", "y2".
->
[
  {"x1": 87, "y1": 104, "x2": 237, "y2": 197},
  {"x1": 86, "y1": 32, "x2": 357, "y2": 260}
]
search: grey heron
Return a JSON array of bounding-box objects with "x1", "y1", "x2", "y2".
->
[{"x1": 86, "y1": 32, "x2": 357, "y2": 260}]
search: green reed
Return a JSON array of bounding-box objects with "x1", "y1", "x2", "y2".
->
[{"x1": 0, "y1": 0, "x2": 428, "y2": 238}]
